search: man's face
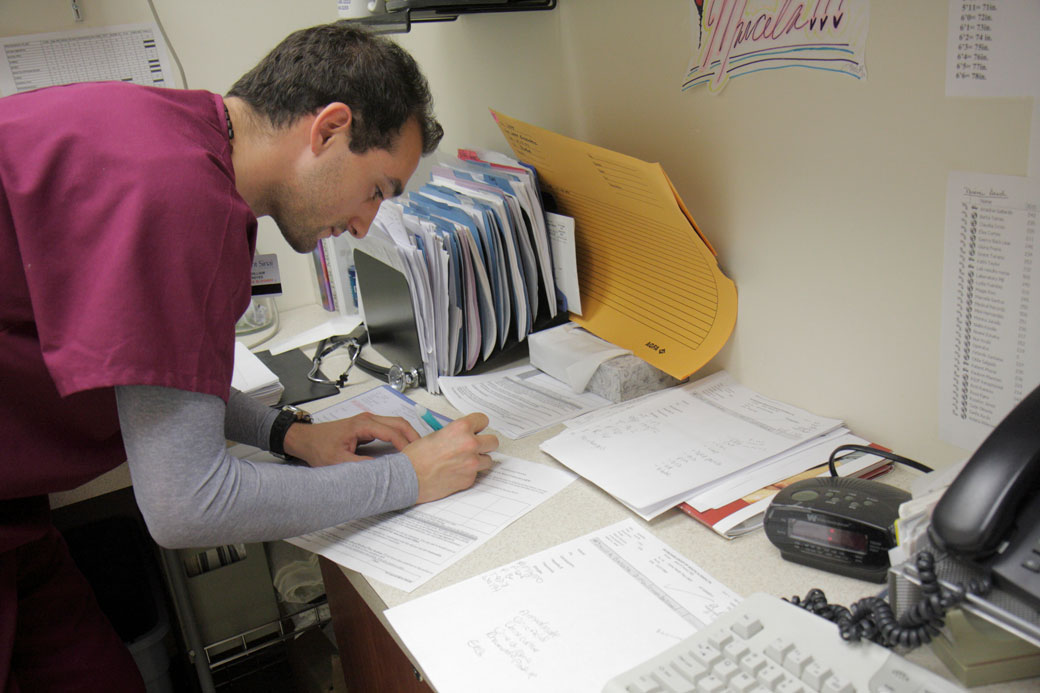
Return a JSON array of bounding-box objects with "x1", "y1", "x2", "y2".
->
[{"x1": 271, "y1": 117, "x2": 423, "y2": 253}]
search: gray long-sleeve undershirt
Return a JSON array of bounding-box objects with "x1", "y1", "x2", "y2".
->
[{"x1": 115, "y1": 384, "x2": 419, "y2": 548}]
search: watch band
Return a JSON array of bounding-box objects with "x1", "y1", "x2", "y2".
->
[{"x1": 269, "y1": 405, "x2": 312, "y2": 458}]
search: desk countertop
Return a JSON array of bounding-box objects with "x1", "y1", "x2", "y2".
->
[
  {"x1": 305, "y1": 351, "x2": 1032, "y2": 691},
  {"x1": 49, "y1": 307, "x2": 1037, "y2": 690}
]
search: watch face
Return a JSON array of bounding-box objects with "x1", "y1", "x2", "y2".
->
[{"x1": 280, "y1": 406, "x2": 311, "y2": 423}]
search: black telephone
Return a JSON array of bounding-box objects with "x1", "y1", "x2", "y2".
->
[{"x1": 930, "y1": 382, "x2": 1040, "y2": 608}]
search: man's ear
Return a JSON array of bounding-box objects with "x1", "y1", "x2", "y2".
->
[{"x1": 310, "y1": 103, "x2": 352, "y2": 154}]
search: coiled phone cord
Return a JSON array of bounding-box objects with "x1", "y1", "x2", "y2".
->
[{"x1": 784, "y1": 551, "x2": 991, "y2": 650}]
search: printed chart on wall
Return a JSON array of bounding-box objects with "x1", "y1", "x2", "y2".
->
[
  {"x1": 945, "y1": 0, "x2": 1040, "y2": 178},
  {"x1": 683, "y1": 0, "x2": 870, "y2": 93},
  {"x1": 940, "y1": 174, "x2": 1040, "y2": 451},
  {"x1": 0, "y1": 23, "x2": 176, "y2": 96},
  {"x1": 940, "y1": 0, "x2": 1040, "y2": 450}
]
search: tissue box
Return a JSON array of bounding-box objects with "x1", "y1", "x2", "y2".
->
[
  {"x1": 587, "y1": 354, "x2": 681, "y2": 403},
  {"x1": 529, "y1": 323, "x2": 681, "y2": 402}
]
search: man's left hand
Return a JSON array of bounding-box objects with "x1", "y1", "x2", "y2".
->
[{"x1": 282, "y1": 412, "x2": 421, "y2": 466}]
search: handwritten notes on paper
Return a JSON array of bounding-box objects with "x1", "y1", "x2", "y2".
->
[
  {"x1": 683, "y1": 0, "x2": 871, "y2": 93},
  {"x1": 940, "y1": 174, "x2": 1040, "y2": 450},
  {"x1": 384, "y1": 519, "x2": 741, "y2": 693},
  {"x1": 492, "y1": 110, "x2": 737, "y2": 380}
]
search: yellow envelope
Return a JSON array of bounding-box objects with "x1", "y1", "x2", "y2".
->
[{"x1": 492, "y1": 110, "x2": 737, "y2": 380}]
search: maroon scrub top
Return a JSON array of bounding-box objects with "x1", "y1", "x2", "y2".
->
[{"x1": 0, "y1": 82, "x2": 257, "y2": 513}]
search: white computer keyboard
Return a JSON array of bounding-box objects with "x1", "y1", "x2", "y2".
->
[{"x1": 602, "y1": 592, "x2": 962, "y2": 693}]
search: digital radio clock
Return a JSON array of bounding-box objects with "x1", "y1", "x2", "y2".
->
[{"x1": 763, "y1": 476, "x2": 910, "y2": 583}]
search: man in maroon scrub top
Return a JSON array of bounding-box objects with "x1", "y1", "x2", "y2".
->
[{"x1": 0, "y1": 23, "x2": 498, "y2": 691}]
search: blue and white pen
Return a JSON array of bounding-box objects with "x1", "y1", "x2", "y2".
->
[{"x1": 414, "y1": 404, "x2": 444, "y2": 432}]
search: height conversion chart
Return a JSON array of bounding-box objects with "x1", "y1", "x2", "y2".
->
[
  {"x1": 940, "y1": 173, "x2": 1040, "y2": 450},
  {"x1": 0, "y1": 23, "x2": 175, "y2": 96}
]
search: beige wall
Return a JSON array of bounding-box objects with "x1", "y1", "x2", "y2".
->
[{"x1": 3, "y1": 1, "x2": 1032, "y2": 468}]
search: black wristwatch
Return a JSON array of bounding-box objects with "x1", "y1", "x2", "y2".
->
[{"x1": 269, "y1": 405, "x2": 312, "y2": 459}]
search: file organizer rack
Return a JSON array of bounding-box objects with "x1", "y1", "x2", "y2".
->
[{"x1": 353, "y1": 247, "x2": 567, "y2": 391}]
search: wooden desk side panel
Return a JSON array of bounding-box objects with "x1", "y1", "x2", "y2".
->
[{"x1": 319, "y1": 557, "x2": 433, "y2": 692}]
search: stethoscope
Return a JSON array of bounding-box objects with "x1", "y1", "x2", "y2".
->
[{"x1": 307, "y1": 328, "x2": 422, "y2": 393}]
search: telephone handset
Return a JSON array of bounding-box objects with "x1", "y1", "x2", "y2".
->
[{"x1": 930, "y1": 382, "x2": 1040, "y2": 607}]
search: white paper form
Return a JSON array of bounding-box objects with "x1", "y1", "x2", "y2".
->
[
  {"x1": 289, "y1": 453, "x2": 574, "y2": 592},
  {"x1": 540, "y1": 371, "x2": 843, "y2": 518},
  {"x1": 286, "y1": 384, "x2": 576, "y2": 592},
  {"x1": 683, "y1": 428, "x2": 864, "y2": 512},
  {"x1": 384, "y1": 519, "x2": 741, "y2": 693},
  {"x1": 0, "y1": 23, "x2": 177, "y2": 95},
  {"x1": 940, "y1": 173, "x2": 1040, "y2": 450},
  {"x1": 439, "y1": 365, "x2": 613, "y2": 439}
]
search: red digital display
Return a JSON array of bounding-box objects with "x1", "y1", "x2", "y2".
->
[{"x1": 788, "y1": 518, "x2": 868, "y2": 555}]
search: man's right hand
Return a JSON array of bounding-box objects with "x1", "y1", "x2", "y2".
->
[{"x1": 403, "y1": 412, "x2": 499, "y2": 503}]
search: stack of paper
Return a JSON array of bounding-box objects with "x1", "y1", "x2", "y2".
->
[
  {"x1": 351, "y1": 148, "x2": 565, "y2": 393},
  {"x1": 231, "y1": 341, "x2": 283, "y2": 406},
  {"x1": 678, "y1": 447, "x2": 893, "y2": 539},
  {"x1": 540, "y1": 371, "x2": 851, "y2": 520}
]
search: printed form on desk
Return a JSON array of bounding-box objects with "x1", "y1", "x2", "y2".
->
[
  {"x1": 284, "y1": 386, "x2": 576, "y2": 592},
  {"x1": 439, "y1": 364, "x2": 613, "y2": 439},
  {"x1": 385, "y1": 519, "x2": 741, "y2": 693},
  {"x1": 541, "y1": 371, "x2": 844, "y2": 520}
]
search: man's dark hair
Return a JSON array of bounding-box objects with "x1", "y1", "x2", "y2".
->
[{"x1": 228, "y1": 23, "x2": 443, "y2": 155}]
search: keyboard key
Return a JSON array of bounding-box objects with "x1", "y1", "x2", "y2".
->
[
  {"x1": 710, "y1": 659, "x2": 740, "y2": 683},
  {"x1": 729, "y1": 672, "x2": 759, "y2": 692},
  {"x1": 691, "y1": 643, "x2": 723, "y2": 668},
  {"x1": 758, "y1": 663, "x2": 787, "y2": 688},
  {"x1": 695, "y1": 674, "x2": 726, "y2": 692},
  {"x1": 707, "y1": 630, "x2": 733, "y2": 650},
  {"x1": 625, "y1": 674, "x2": 663, "y2": 693},
  {"x1": 783, "y1": 648, "x2": 813, "y2": 676},
  {"x1": 652, "y1": 665, "x2": 695, "y2": 693},
  {"x1": 765, "y1": 638, "x2": 793, "y2": 664},
  {"x1": 776, "y1": 678, "x2": 806, "y2": 693},
  {"x1": 738, "y1": 651, "x2": 767, "y2": 676},
  {"x1": 671, "y1": 654, "x2": 706, "y2": 683},
  {"x1": 731, "y1": 613, "x2": 764, "y2": 639},
  {"x1": 724, "y1": 641, "x2": 750, "y2": 662},
  {"x1": 801, "y1": 661, "x2": 832, "y2": 691}
]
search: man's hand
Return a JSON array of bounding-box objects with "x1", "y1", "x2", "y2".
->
[
  {"x1": 403, "y1": 412, "x2": 499, "y2": 503},
  {"x1": 283, "y1": 411, "x2": 421, "y2": 466}
]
